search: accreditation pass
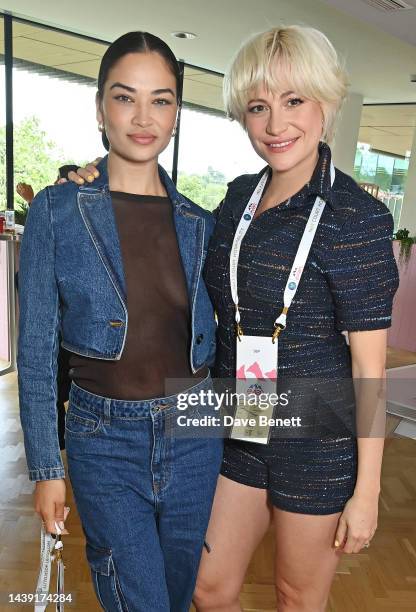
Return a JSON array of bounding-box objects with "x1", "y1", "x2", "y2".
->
[{"x1": 230, "y1": 335, "x2": 277, "y2": 444}]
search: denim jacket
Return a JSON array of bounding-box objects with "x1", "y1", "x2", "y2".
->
[{"x1": 17, "y1": 156, "x2": 216, "y2": 481}]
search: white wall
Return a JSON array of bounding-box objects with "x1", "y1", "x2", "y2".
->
[{"x1": 332, "y1": 92, "x2": 363, "y2": 176}]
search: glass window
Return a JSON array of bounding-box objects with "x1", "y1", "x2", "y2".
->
[
  {"x1": 356, "y1": 104, "x2": 416, "y2": 231},
  {"x1": 0, "y1": 16, "x2": 9, "y2": 372},
  {"x1": 11, "y1": 22, "x2": 174, "y2": 213},
  {"x1": 12, "y1": 22, "x2": 110, "y2": 220},
  {"x1": 375, "y1": 153, "x2": 394, "y2": 191},
  {"x1": 0, "y1": 16, "x2": 5, "y2": 211},
  {"x1": 391, "y1": 157, "x2": 409, "y2": 194},
  {"x1": 178, "y1": 66, "x2": 263, "y2": 211}
]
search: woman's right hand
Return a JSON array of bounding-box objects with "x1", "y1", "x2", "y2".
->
[
  {"x1": 34, "y1": 479, "x2": 70, "y2": 534},
  {"x1": 60, "y1": 158, "x2": 102, "y2": 185}
]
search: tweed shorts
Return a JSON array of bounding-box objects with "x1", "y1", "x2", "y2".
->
[{"x1": 220, "y1": 435, "x2": 358, "y2": 515}]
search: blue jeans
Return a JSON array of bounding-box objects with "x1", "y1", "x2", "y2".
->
[{"x1": 65, "y1": 375, "x2": 223, "y2": 612}]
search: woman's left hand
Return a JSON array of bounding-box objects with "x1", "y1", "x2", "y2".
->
[{"x1": 333, "y1": 493, "x2": 378, "y2": 553}]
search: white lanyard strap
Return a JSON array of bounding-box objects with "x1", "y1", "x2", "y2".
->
[
  {"x1": 272, "y1": 197, "x2": 325, "y2": 341},
  {"x1": 230, "y1": 161, "x2": 335, "y2": 341},
  {"x1": 229, "y1": 169, "x2": 269, "y2": 335}
]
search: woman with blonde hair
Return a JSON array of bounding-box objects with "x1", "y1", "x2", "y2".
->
[{"x1": 194, "y1": 25, "x2": 398, "y2": 611}]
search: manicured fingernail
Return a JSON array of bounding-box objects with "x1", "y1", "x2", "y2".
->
[
  {"x1": 78, "y1": 178, "x2": 84, "y2": 184},
  {"x1": 93, "y1": 171, "x2": 99, "y2": 177},
  {"x1": 334, "y1": 540, "x2": 340, "y2": 547},
  {"x1": 87, "y1": 175, "x2": 94, "y2": 182}
]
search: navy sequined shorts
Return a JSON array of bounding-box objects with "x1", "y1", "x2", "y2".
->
[{"x1": 220, "y1": 436, "x2": 358, "y2": 515}]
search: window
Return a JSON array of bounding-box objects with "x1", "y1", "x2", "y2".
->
[
  {"x1": 11, "y1": 21, "x2": 111, "y2": 220},
  {"x1": 356, "y1": 104, "x2": 416, "y2": 231},
  {"x1": 177, "y1": 66, "x2": 263, "y2": 211},
  {"x1": 0, "y1": 15, "x2": 8, "y2": 371},
  {"x1": 0, "y1": 16, "x2": 5, "y2": 209}
]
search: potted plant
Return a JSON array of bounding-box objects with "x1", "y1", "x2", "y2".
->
[
  {"x1": 395, "y1": 228, "x2": 415, "y2": 265},
  {"x1": 15, "y1": 201, "x2": 30, "y2": 226}
]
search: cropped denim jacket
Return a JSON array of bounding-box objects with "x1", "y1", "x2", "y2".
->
[{"x1": 17, "y1": 156, "x2": 216, "y2": 481}]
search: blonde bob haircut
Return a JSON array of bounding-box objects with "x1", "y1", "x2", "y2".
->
[{"x1": 224, "y1": 25, "x2": 348, "y2": 144}]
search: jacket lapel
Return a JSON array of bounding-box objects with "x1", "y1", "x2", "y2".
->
[
  {"x1": 172, "y1": 209, "x2": 203, "y2": 299},
  {"x1": 75, "y1": 157, "x2": 201, "y2": 307},
  {"x1": 77, "y1": 188, "x2": 127, "y2": 306}
]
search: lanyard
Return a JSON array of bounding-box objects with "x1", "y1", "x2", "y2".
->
[{"x1": 230, "y1": 161, "x2": 335, "y2": 342}]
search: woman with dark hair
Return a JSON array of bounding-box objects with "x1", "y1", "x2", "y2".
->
[{"x1": 18, "y1": 31, "x2": 222, "y2": 611}]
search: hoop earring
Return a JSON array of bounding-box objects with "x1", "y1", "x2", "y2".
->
[{"x1": 98, "y1": 122, "x2": 104, "y2": 132}]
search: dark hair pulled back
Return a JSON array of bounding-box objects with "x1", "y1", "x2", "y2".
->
[{"x1": 97, "y1": 31, "x2": 182, "y2": 150}]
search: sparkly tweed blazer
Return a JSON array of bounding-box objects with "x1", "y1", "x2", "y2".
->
[{"x1": 204, "y1": 143, "x2": 399, "y2": 379}]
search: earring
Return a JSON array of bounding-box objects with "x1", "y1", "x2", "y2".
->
[{"x1": 98, "y1": 122, "x2": 104, "y2": 132}]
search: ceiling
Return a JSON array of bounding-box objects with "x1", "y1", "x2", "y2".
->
[
  {"x1": 8, "y1": 21, "x2": 106, "y2": 79},
  {"x1": 6, "y1": 21, "x2": 224, "y2": 112},
  {"x1": 3, "y1": 0, "x2": 416, "y2": 106},
  {"x1": 359, "y1": 104, "x2": 416, "y2": 156},
  {"x1": 322, "y1": 0, "x2": 416, "y2": 47}
]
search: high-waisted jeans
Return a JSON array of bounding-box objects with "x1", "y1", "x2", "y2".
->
[{"x1": 65, "y1": 375, "x2": 223, "y2": 612}]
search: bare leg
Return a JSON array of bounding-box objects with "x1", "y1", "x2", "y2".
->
[
  {"x1": 193, "y1": 475, "x2": 273, "y2": 612},
  {"x1": 273, "y1": 507, "x2": 343, "y2": 611}
]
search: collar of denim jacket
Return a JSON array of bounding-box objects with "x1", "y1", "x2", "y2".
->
[{"x1": 81, "y1": 155, "x2": 191, "y2": 210}]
